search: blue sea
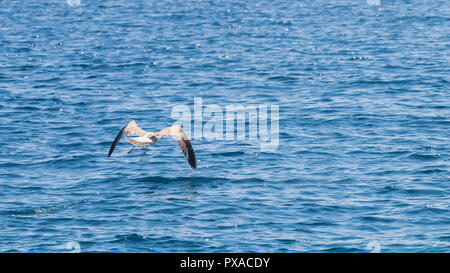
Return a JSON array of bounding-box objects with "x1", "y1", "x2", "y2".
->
[{"x1": 0, "y1": 0, "x2": 449, "y2": 252}]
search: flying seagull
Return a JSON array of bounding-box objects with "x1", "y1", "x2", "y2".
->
[{"x1": 108, "y1": 120, "x2": 196, "y2": 169}]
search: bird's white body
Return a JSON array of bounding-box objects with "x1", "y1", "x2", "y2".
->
[{"x1": 125, "y1": 136, "x2": 156, "y2": 146}]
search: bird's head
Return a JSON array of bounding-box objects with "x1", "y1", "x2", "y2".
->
[{"x1": 149, "y1": 135, "x2": 158, "y2": 142}]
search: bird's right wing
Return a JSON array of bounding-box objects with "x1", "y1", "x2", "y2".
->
[{"x1": 108, "y1": 120, "x2": 148, "y2": 157}]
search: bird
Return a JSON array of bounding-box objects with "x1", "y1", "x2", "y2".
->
[{"x1": 108, "y1": 120, "x2": 197, "y2": 169}]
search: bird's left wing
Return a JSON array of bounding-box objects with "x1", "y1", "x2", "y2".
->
[{"x1": 157, "y1": 125, "x2": 197, "y2": 169}]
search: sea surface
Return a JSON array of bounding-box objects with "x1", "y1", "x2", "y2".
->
[{"x1": 0, "y1": 0, "x2": 449, "y2": 252}]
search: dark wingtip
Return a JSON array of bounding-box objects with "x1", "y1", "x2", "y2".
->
[
  {"x1": 181, "y1": 139, "x2": 196, "y2": 169},
  {"x1": 108, "y1": 124, "x2": 127, "y2": 157}
]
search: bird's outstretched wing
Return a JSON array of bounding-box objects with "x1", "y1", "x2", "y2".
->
[
  {"x1": 157, "y1": 125, "x2": 197, "y2": 169},
  {"x1": 108, "y1": 120, "x2": 149, "y2": 157}
]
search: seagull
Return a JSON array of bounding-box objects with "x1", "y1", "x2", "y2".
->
[{"x1": 108, "y1": 120, "x2": 196, "y2": 169}]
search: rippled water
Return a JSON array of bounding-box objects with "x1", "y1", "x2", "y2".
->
[{"x1": 0, "y1": 0, "x2": 449, "y2": 252}]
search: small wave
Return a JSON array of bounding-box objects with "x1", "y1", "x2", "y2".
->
[
  {"x1": 412, "y1": 168, "x2": 447, "y2": 174},
  {"x1": 294, "y1": 150, "x2": 334, "y2": 156},
  {"x1": 405, "y1": 204, "x2": 448, "y2": 216},
  {"x1": 438, "y1": 236, "x2": 450, "y2": 242},
  {"x1": 267, "y1": 75, "x2": 298, "y2": 83},
  {"x1": 211, "y1": 150, "x2": 270, "y2": 157},
  {"x1": 407, "y1": 153, "x2": 441, "y2": 161},
  {"x1": 131, "y1": 175, "x2": 228, "y2": 184},
  {"x1": 377, "y1": 185, "x2": 397, "y2": 194},
  {"x1": 113, "y1": 233, "x2": 148, "y2": 243},
  {"x1": 401, "y1": 188, "x2": 445, "y2": 196},
  {"x1": 322, "y1": 246, "x2": 363, "y2": 253},
  {"x1": 29, "y1": 155, "x2": 96, "y2": 169},
  {"x1": 359, "y1": 216, "x2": 396, "y2": 223},
  {"x1": 130, "y1": 175, "x2": 270, "y2": 186},
  {"x1": 202, "y1": 207, "x2": 241, "y2": 215}
]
